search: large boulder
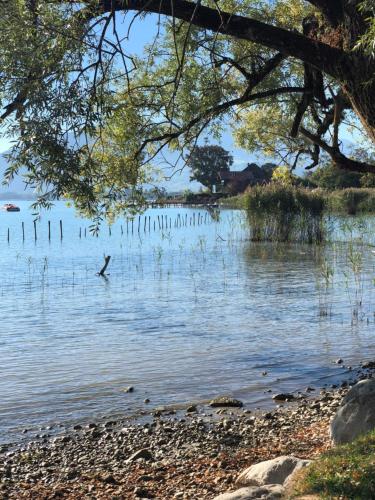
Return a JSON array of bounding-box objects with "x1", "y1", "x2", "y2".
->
[
  {"x1": 331, "y1": 379, "x2": 375, "y2": 445},
  {"x1": 213, "y1": 484, "x2": 284, "y2": 500},
  {"x1": 236, "y1": 456, "x2": 311, "y2": 487}
]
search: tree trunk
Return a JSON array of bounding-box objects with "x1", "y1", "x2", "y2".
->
[{"x1": 345, "y1": 81, "x2": 375, "y2": 144}]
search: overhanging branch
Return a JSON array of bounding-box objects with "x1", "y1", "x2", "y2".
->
[
  {"x1": 301, "y1": 126, "x2": 375, "y2": 174},
  {"x1": 93, "y1": 0, "x2": 348, "y2": 79}
]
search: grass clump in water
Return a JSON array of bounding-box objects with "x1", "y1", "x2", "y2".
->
[
  {"x1": 292, "y1": 429, "x2": 375, "y2": 499},
  {"x1": 242, "y1": 184, "x2": 326, "y2": 243}
]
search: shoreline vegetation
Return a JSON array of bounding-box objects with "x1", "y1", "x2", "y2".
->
[
  {"x1": 223, "y1": 185, "x2": 375, "y2": 217},
  {"x1": 220, "y1": 184, "x2": 375, "y2": 244},
  {"x1": 1, "y1": 362, "x2": 375, "y2": 499}
]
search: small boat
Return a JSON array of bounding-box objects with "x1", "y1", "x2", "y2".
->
[{"x1": 1, "y1": 203, "x2": 20, "y2": 212}]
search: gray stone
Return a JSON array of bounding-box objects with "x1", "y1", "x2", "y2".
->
[
  {"x1": 272, "y1": 394, "x2": 295, "y2": 402},
  {"x1": 236, "y1": 456, "x2": 311, "y2": 487},
  {"x1": 331, "y1": 379, "x2": 375, "y2": 444},
  {"x1": 210, "y1": 396, "x2": 243, "y2": 408},
  {"x1": 213, "y1": 484, "x2": 284, "y2": 499}
]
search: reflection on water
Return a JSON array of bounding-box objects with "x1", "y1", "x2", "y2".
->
[{"x1": 1, "y1": 202, "x2": 375, "y2": 444}]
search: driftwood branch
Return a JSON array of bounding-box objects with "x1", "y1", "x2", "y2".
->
[{"x1": 98, "y1": 255, "x2": 111, "y2": 276}]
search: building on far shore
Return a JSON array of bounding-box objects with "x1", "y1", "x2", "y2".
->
[{"x1": 219, "y1": 163, "x2": 272, "y2": 194}]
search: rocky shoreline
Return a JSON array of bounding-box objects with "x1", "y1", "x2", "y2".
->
[{"x1": 1, "y1": 365, "x2": 373, "y2": 499}]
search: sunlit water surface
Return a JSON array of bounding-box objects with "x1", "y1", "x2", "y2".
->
[{"x1": 1, "y1": 202, "x2": 375, "y2": 444}]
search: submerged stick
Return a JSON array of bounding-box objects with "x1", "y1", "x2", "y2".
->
[{"x1": 97, "y1": 255, "x2": 111, "y2": 277}]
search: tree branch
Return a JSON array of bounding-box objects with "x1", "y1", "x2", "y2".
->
[
  {"x1": 300, "y1": 126, "x2": 375, "y2": 173},
  {"x1": 136, "y1": 86, "x2": 305, "y2": 157},
  {"x1": 93, "y1": 0, "x2": 348, "y2": 79}
]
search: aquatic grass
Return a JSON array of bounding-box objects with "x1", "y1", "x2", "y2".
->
[
  {"x1": 228, "y1": 187, "x2": 375, "y2": 217},
  {"x1": 242, "y1": 184, "x2": 326, "y2": 244},
  {"x1": 316, "y1": 256, "x2": 334, "y2": 317},
  {"x1": 328, "y1": 188, "x2": 375, "y2": 215}
]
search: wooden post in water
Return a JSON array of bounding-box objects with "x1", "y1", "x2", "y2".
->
[
  {"x1": 79, "y1": 227, "x2": 82, "y2": 238},
  {"x1": 84, "y1": 228, "x2": 87, "y2": 237},
  {"x1": 33, "y1": 220, "x2": 37, "y2": 241},
  {"x1": 59, "y1": 220, "x2": 63, "y2": 240},
  {"x1": 7, "y1": 228, "x2": 9, "y2": 243},
  {"x1": 121, "y1": 224, "x2": 123, "y2": 235},
  {"x1": 48, "y1": 221, "x2": 51, "y2": 241},
  {"x1": 144, "y1": 216, "x2": 147, "y2": 232},
  {"x1": 22, "y1": 222, "x2": 25, "y2": 241},
  {"x1": 108, "y1": 225, "x2": 112, "y2": 236},
  {"x1": 148, "y1": 216, "x2": 151, "y2": 232}
]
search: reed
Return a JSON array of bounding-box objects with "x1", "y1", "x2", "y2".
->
[
  {"x1": 328, "y1": 188, "x2": 375, "y2": 215},
  {"x1": 242, "y1": 184, "x2": 326, "y2": 244}
]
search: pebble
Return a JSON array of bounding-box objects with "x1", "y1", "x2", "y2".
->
[{"x1": 272, "y1": 393, "x2": 295, "y2": 402}]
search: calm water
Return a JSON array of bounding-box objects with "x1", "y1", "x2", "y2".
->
[{"x1": 1, "y1": 202, "x2": 375, "y2": 444}]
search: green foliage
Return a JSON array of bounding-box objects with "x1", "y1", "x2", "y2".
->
[
  {"x1": 308, "y1": 164, "x2": 362, "y2": 190},
  {"x1": 243, "y1": 184, "x2": 326, "y2": 243},
  {"x1": 355, "y1": 1, "x2": 375, "y2": 57},
  {"x1": 293, "y1": 429, "x2": 375, "y2": 499},
  {"x1": 360, "y1": 172, "x2": 375, "y2": 188},
  {"x1": 271, "y1": 166, "x2": 295, "y2": 186},
  {"x1": 261, "y1": 163, "x2": 278, "y2": 181},
  {"x1": 328, "y1": 188, "x2": 375, "y2": 215},
  {"x1": 188, "y1": 145, "x2": 233, "y2": 191}
]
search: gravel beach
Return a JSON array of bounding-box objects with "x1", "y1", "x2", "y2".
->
[
  {"x1": 0, "y1": 386, "x2": 350, "y2": 500},
  {"x1": 2, "y1": 362, "x2": 374, "y2": 500}
]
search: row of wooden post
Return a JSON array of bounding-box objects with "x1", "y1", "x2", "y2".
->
[{"x1": 5, "y1": 212, "x2": 216, "y2": 242}]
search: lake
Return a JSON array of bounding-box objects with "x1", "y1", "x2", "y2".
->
[{"x1": 1, "y1": 201, "x2": 375, "y2": 444}]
